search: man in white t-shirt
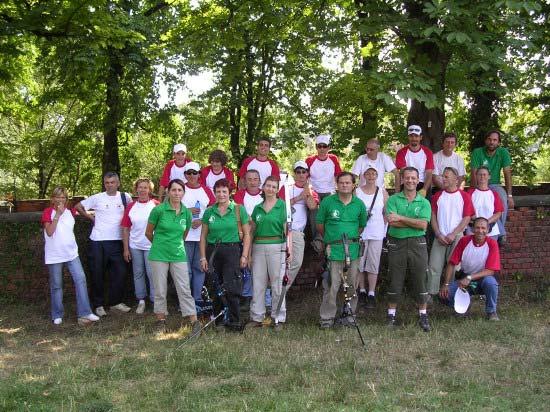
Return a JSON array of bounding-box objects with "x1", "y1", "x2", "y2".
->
[
  {"x1": 395, "y1": 125, "x2": 435, "y2": 197},
  {"x1": 428, "y1": 167, "x2": 474, "y2": 297},
  {"x1": 439, "y1": 217, "x2": 501, "y2": 320},
  {"x1": 75, "y1": 172, "x2": 133, "y2": 317},
  {"x1": 433, "y1": 132, "x2": 466, "y2": 189},
  {"x1": 238, "y1": 137, "x2": 280, "y2": 188},
  {"x1": 305, "y1": 134, "x2": 342, "y2": 197},
  {"x1": 351, "y1": 138, "x2": 397, "y2": 188}
]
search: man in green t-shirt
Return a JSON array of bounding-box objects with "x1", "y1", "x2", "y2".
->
[
  {"x1": 470, "y1": 130, "x2": 513, "y2": 243},
  {"x1": 316, "y1": 172, "x2": 367, "y2": 328},
  {"x1": 386, "y1": 167, "x2": 432, "y2": 332}
]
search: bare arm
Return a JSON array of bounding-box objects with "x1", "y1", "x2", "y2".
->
[
  {"x1": 431, "y1": 212, "x2": 449, "y2": 245},
  {"x1": 199, "y1": 223, "x2": 209, "y2": 272},
  {"x1": 470, "y1": 167, "x2": 478, "y2": 188},
  {"x1": 387, "y1": 213, "x2": 427, "y2": 230},
  {"x1": 122, "y1": 227, "x2": 131, "y2": 262},
  {"x1": 503, "y1": 166, "x2": 514, "y2": 209},
  {"x1": 422, "y1": 169, "x2": 433, "y2": 195},
  {"x1": 316, "y1": 223, "x2": 325, "y2": 238},
  {"x1": 241, "y1": 222, "x2": 251, "y2": 268},
  {"x1": 145, "y1": 222, "x2": 155, "y2": 243},
  {"x1": 446, "y1": 216, "x2": 471, "y2": 243},
  {"x1": 394, "y1": 170, "x2": 401, "y2": 193},
  {"x1": 488, "y1": 211, "x2": 502, "y2": 225},
  {"x1": 74, "y1": 202, "x2": 94, "y2": 222}
]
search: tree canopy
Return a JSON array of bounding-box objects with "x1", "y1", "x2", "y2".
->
[{"x1": 0, "y1": 0, "x2": 547, "y2": 198}]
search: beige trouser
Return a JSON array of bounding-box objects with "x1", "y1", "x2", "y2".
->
[
  {"x1": 150, "y1": 260, "x2": 196, "y2": 317},
  {"x1": 320, "y1": 259, "x2": 359, "y2": 323},
  {"x1": 427, "y1": 234, "x2": 463, "y2": 295},
  {"x1": 250, "y1": 243, "x2": 286, "y2": 322},
  {"x1": 275, "y1": 231, "x2": 305, "y2": 322}
]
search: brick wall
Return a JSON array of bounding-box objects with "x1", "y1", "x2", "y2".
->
[{"x1": 1, "y1": 193, "x2": 549, "y2": 301}]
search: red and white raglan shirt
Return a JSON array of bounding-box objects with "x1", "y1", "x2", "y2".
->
[
  {"x1": 234, "y1": 188, "x2": 263, "y2": 217},
  {"x1": 120, "y1": 199, "x2": 160, "y2": 250},
  {"x1": 431, "y1": 189, "x2": 475, "y2": 236},
  {"x1": 200, "y1": 165, "x2": 236, "y2": 192},
  {"x1": 80, "y1": 191, "x2": 132, "y2": 241},
  {"x1": 182, "y1": 183, "x2": 216, "y2": 242},
  {"x1": 159, "y1": 158, "x2": 192, "y2": 187},
  {"x1": 278, "y1": 184, "x2": 319, "y2": 232},
  {"x1": 467, "y1": 188, "x2": 504, "y2": 238},
  {"x1": 238, "y1": 156, "x2": 280, "y2": 187},
  {"x1": 305, "y1": 154, "x2": 342, "y2": 194},
  {"x1": 42, "y1": 207, "x2": 79, "y2": 265},
  {"x1": 395, "y1": 145, "x2": 435, "y2": 183},
  {"x1": 449, "y1": 235, "x2": 501, "y2": 275}
]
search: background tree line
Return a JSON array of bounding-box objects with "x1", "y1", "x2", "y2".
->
[{"x1": 0, "y1": 0, "x2": 548, "y2": 198}]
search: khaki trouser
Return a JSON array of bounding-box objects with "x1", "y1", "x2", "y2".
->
[
  {"x1": 319, "y1": 259, "x2": 359, "y2": 323},
  {"x1": 275, "y1": 231, "x2": 305, "y2": 322},
  {"x1": 427, "y1": 234, "x2": 463, "y2": 295},
  {"x1": 150, "y1": 260, "x2": 196, "y2": 317},
  {"x1": 250, "y1": 243, "x2": 286, "y2": 322}
]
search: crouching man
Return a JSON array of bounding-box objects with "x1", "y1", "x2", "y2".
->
[{"x1": 439, "y1": 217, "x2": 501, "y2": 321}]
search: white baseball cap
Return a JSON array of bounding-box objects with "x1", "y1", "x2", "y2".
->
[
  {"x1": 454, "y1": 287, "x2": 471, "y2": 314},
  {"x1": 173, "y1": 143, "x2": 187, "y2": 153},
  {"x1": 293, "y1": 160, "x2": 308, "y2": 170},
  {"x1": 316, "y1": 134, "x2": 331, "y2": 145},
  {"x1": 407, "y1": 125, "x2": 422, "y2": 135},
  {"x1": 183, "y1": 162, "x2": 200, "y2": 172}
]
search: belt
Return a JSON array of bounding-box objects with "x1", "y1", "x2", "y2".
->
[
  {"x1": 208, "y1": 242, "x2": 240, "y2": 247},
  {"x1": 328, "y1": 238, "x2": 360, "y2": 245},
  {"x1": 254, "y1": 236, "x2": 284, "y2": 241}
]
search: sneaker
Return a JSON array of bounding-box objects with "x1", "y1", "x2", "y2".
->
[
  {"x1": 419, "y1": 314, "x2": 431, "y2": 332},
  {"x1": 53, "y1": 318, "x2": 62, "y2": 325},
  {"x1": 81, "y1": 313, "x2": 100, "y2": 322},
  {"x1": 366, "y1": 295, "x2": 376, "y2": 309},
  {"x1": 319, "y1": 320, "x2": 334, "y2": 329},
  {"x1": 487, "y1": 312, "x2": 500, "y2": 321},
  {"x1": 386, "y1": 314, "x2": 397, "y2": 328},
  {"x1": 95, "y1": 306, "x2": 107, "y2": 317},
  {"x1": 358, "y1": 291, "x2": 367, "y2": 306},
  {"x1": 111, "y1": 303, "x2": 131, "y2": 313},
  {"x1": 136, "y1": 300, "x2": 146, "y2": 314}
]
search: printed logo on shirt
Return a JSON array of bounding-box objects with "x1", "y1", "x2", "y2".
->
[
  {"x1": 414, "y1": 206, "x2": 421, "y2": 217},
  {"x1": 208, "y1": 215, "x2": 216, "y2": 223},
  {"x1": 179, "y1": 218, "x2": 187, "y2": 229},
  {"x1": 331, "y1": 209, "x2": 341, "y2": 219},
  {"x1": 255, "y1": 214, "x2": 263, "y2": 222},
  {"x1": 482, "y1": 160, "x2": 489, "y2": 166}
]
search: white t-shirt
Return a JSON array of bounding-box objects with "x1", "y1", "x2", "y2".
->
[
  {"x1": 42, "y1": 208, "x2": 79, "y2": 264},
  {"x1": 351, "y1": 152, "x2": 396, "y2": 187},
  {"x1": 239, "y1": 157, "x2": 280, "y2": 187},
  {"x1": 80, "y1": 191, "x2": 132, "y2": 241},
  {"x1": 120, "y1": 199, "x2": 159, "y2": 250},
  {"x1": 467, "y1": 188, "x2": 504, "y2": 237},
  {"x1": 395, "y1": 145, "x2": 435, "y2": 183},
  {"x1": 431, "y1": 189, "x2": 474, "y2": 236},
  {"x1": 234, "y1": 189, "x2": 263, "y2": 216},
  {"x1": 434, "y1": 151, "x2": 466, "y2": 177},
  {"x1": 305, "y1": 154, "x2": 342, "y2": 194},
  {"x1": 182, "y1": 184, "x2": 216, "y2": 242},
  {"x1": 278, "y1": 184, "x2": 319, "y2": 232},
  {"x1": 356, "y1": 187, "x2": 386, "y2": 240}
]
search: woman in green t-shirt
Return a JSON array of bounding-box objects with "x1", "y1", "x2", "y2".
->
[
  {"x1": 249, "y1": 176, "x2": 289, "y2": 329},
  {"x1": 145, "y1": 179, "x2": 200, "y2": 334},
  {"x1": 199, "y1": 178, "x2": 251, "y2": 331}
]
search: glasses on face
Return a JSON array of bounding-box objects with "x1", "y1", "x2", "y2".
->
[
  {"x1": 185, "y1": 171, "x2": 199, "y2": 175},
  {"x1": 316, "y1": 144, "x2": 329, "y2": 149},
  {"x1": 295, "y1": 169, "x2": 308, "y2": 174}
]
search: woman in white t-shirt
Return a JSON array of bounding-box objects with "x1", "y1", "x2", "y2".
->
[
  {"x1": 41, "y1": 187, "x2": 99, "y2": 326},
  {"x1": 121, "y1": 178, "x2": 159, "y2": 314},
  {"x1": 355, "y1": 167, "x2": 388, "y2": 309}
]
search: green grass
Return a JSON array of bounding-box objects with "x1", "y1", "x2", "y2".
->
[{"x1": 0, "y1": 289, "x2": 548, "y2": 411}]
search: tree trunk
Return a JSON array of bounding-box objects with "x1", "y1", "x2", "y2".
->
[
  {"x1": 229, "y1": 80, "x2": 243, "y2": 165},
  {"x1": 102, "y1": 46, "x2": 123, "y2": 184},
  {"x1": 468, "y1": 71, "x2": 500, "y2": 150}
]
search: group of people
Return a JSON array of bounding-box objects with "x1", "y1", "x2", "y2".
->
[{"x1": 43, "y1": 125, "x2": 513, "y2": 333}]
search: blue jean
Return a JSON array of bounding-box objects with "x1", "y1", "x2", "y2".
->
[
  {"x1": 185, "y1": 241, "x2": 204, "y2": 303},
  {"x1": 489, "y1": 184, "x2": 508, "y2": 237},
  {"x1": 130, "y1": 248, "x2": 154, "y2": 301},
  {"x1": 48, "y1": 257, "x2": 93, "y2": 320},
  {"x1": 447, "y1": 275, "x2": 499, "y2": 314}
]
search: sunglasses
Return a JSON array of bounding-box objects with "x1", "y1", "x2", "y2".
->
[
  {"x1": 316, "y1": 144, "x2": 329, "y2": 148},
  {"x1": 295, "y1": 169, "x2": 308, "y2": 174},
  {"x1": 185, "y1": 171, "x2": 199, "y2": 175}
]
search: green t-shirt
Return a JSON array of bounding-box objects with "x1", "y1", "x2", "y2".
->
[
  {"x1": 316, "y1": 194, "x2": 367, "y2": 261},
  {"x1": 148, "y1": 202, "x2": 192, "y2": 262},
  {"x1": 386, "y1": 192, "x2": 431, "y2": 239},
  {"x1": 251, "y1": 198, "x2": 287, "y2": 244},
  {"x1": 202, "y1": 201, "x2": 249, "y2": 244},
  {"x1": 470, "y1": 146, "x2": 511, "y2": 185}
]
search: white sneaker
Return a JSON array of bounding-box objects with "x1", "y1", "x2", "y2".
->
[
  {"x1": 53, "y1": 318, "x2": 62, "y2": 325},
  {"x1": 95, "y1": 306, "x2": 107, "y2": 317},
  {"x1": 111, "y1": 303, "x2": 131, "y2": 313},
  {"x1": 82, "y1": 313, "x2": 100, "y2": 322},
  {"x1": 136, "y1": 300, "x2": 146, "y2": 314}
]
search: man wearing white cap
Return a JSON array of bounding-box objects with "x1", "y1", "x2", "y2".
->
[
  {"x1": 439, "y1": 217, "x2": 501, "y2": 321},
  {"x1": 159, "y1": 143, "x2": 192, "y2": 201},
  {"x1": 238, "y1": 137, "x2": 280, "y2": 188},
  {"x1": 306, "y1": 134, "x2": 342, "y2": 252},
  {"x1": 395, "y1": 125, "x2": 435, "y2": 197},
  {"x1": 182, "y1": 162, "x2": 216, "y2": 313},
  {"x1": 351, "y1": 138, "x2": 397, "y2": 188},
  {"x1": 276, "y1": 161, "x2": 319, "y2": 321}
]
